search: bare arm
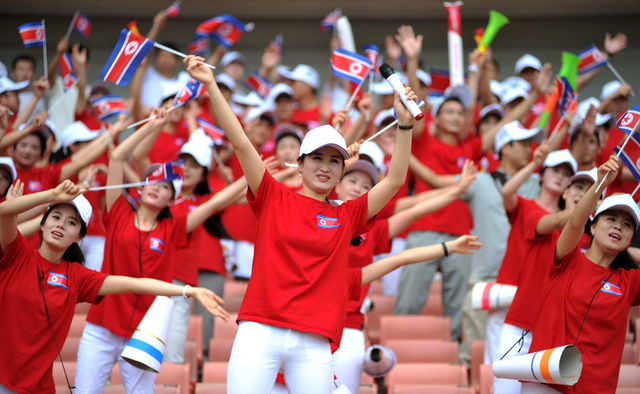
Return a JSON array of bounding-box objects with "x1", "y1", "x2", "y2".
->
[
  {"x1": 536, "y1": 208, "x2": 574, "y2": 235},
  {"x1": 186, "y1": 177, "x2": 248, "y2": 233},
  {"x1": 47, "y1": 38, "x2": 69, "y2": 88},
  {"x1": 409, "y1": 155, "x2": 458, "y2": 189},
  {"x1": 12, "y1": 78, "x2": 49, "y2": 129},
  {"x1": 0, "y1": 111, "x2": 47, "y2": 150},
  {"x1": 502, "y1": 141, "x2": 549, "y2": 213}
]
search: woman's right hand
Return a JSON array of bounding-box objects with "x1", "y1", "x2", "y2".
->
[
  {"x1": 448, "y1": 235, "x2": 482, "y2": 255},
  {"x1": 184, "y1": 55, "x2": 215, "y2": 85},
  {"x1": 52, "y1": 180, "x2": 85, "y2": 202},
  {"x1": 5, "y1": 180, "x2": 24, "y2": 201},
  {"x1": 597, "y1": 155, "x2": 620, "y2": 188}
]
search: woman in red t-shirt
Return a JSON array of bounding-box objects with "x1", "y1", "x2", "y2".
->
[
  {"x1": 522, "y1": 157, "x2": 640, "y2": 394},
  {"x1": 185, "y1": 55, "x2": 418, "y2": 393},
  {"x1": 0, "y1": 180, "x2": 228, "y2": 394}
]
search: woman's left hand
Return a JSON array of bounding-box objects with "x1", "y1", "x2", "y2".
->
[
  {"x1": 394, "y1": 85, "x2": 418, "y2": 127},
  {"x1": 191, "y1": 287, "x2": 230, "y2": 321},
  {"x1": 52, "y1": 180, "x2": 86, "y2": 202}
]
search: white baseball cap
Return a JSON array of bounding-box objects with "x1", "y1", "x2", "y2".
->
[
  {"x1": 501, "y1": 76, "x2": 531, "y2": 92},
  {"x1": 233, "y1": 91, "x2": 264, "y2": 107},
  {"x1": 495, "y1": 120, "x2": 545, "y2": 152},
  {"x1": 0, "y1": 157, "x2": 17, "y2": 185},
  {"x1": 59, "y1": 121, "x2": 101, "y2": 149},
  {"x1": 179, "y1": 129, "x2": 213, "y2": 167},
  {"x1": 432, "y1": 85, "x2": 473, "y2": 118},
  {"x1": 299, "y1": 124, "x2": 349, "y2": 160},
  {"x1": 220, "y1": 52, "x2": 247, "y2": 68},
  {"x1": 416, "y1": 70, "x2": 431, "y2": 87},
  {"x1": 216, "y1": 73, "x2": 236, "y2": 91},
  {"x1": 267, "y1": 83, "x2": 294, "y2": 103},
  {"x1": 600, "y1": 81, "x2": 623, "y2": 101},
  {"x1": 245, "y1": 105, "x2": 276, "y2": 124},
  {"x1": 281, "y1": 64, "x2": 320, "y2": 90},
  {"x1": 374, "y1": 108, "x2": 396, "y2": 127},
  {"x1": 500, "y1": 87, "x2": 529, "y2": 107},
  {"x1": 274, "y1": 123, "x2": 304, "y2": 145},
  {"x1": 359, "y1": 141, "x2": 385, "y2": 174},
  {"x1": 158, "y1": 81, "x2": 182, "y2": 107},
  {"x1": 48, "y1": 194, "x2": 92, "y2": 226},
  {"x1": 18, "y1": 119, "x2": 56, "y2": 140},
  {"x1": 490, "y1": 80, "x2": 503, "y2": 98},
  {"x1": 542, "y1": 149, "x2": 578, "y2": 174},
  {"x1": 515, "y1": 54, "x2": 542, "y2": 75},
  {"x1": 577, "y1": 97, "x2": 613, "y2": 127},
  {"x1": 479, "y1": 104, "x2": 505, "y2": 124},
  {"x1": 594, "y1": 194, "x2": 640, "y2": 228},
  {"x1": 0, "y1": 76, "x2": 29, "y2": 94},
  {"x1": 344, "y1": 159, "x2": 380, "y2": 186},
  {"x1": 0, "y1": 62, "x2": 7, "y2": 78},
  {"x1": 570, "y1": 167, "x2": 597, "y2": 185}
]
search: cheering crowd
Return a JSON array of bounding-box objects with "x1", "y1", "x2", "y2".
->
[{"x1": 1, "y1": 5, "x2": 640, "y2": 394}]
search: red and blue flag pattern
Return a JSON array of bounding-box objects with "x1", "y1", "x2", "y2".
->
[
  {"x1": 244, "y1": 72, "x2": 272, "y2": 99},
  {"x1": 617, "y1": 105, "x2": 640, "y2": 135},
  {"x1": 165, "y1": 1, "x2": 181, "y2": 18},
  {"x1": 317, "y1": 215, "x2": 340, "y2": 229},
  {"x1": 196, "y1": 15, "x2": 249, "y2": 48},
  {"x1": 100, "y1": 29, "x2": 155, "y2": 86},
  {"x1": 91, "y1": 95, "x2": 128, "y2": 121},
  {"x1": 319, "y1": 9, "x2": 341, "y2": 33},
  {"x1": 576, "y1": 45, "x2": 607, "y2": 75},
  {"x1": 60, "y1": 53, "x2": 78, "y2": 92},
  {"x1": 18, "y1": 21, "x2": 46, "y2": 48},
  {"x1": 47, "y1": 272, "x2": 68, "y2": 290},
  {"x1": 174, "y1": 79, "x2": 206, "y2": 105},
  {"x1": 197, "y1": 117, "x2": 225, "y2": 142},
  {"x1": 72, "y1": 13, "x2": 92, "y2": 39},
  {"x1": 188, "y1": 37, "x2": 209, "y2": 56},
  {"x1": 429, "y1": 69, "x2": 450, "y2": 97},
  {"x1": 363, "y1": 44, "x2": 379, "y2": 75},
  {"x1": 556, "y1": 76, "x2": 576, "y2": 116},
  {"x1": 330, "y1": 48, "x2": 373, "y2": 85},
  {"x1": 147, "y1": 161, "x2": 184, "y2": 183},
  {"x1": 614, "y1": 132, "x2": 640, "y2": 182}
]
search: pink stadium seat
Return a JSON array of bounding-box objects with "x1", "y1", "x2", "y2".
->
[
  {"x1": 357, "y1": 385, "x2": 377, "y2": 394},
  {"x1": 618, "y1": 365, "x2": 640, "y2": 388},
  {"x1": 187, "y1": 315, "x2": 203, "y2": 366},
  {"x1": 361, "y1": 373, "x2": 375, "y2": 386},
  {"x1": 385, "y1": 339, "x2": 459, "y2": 364},
  {"x1": 74, "y1": 302, "x2": 91, "y2": 314},
  {"x1": 68, "y1": 313, "x2": 87, "y2": 337},
  {"x1": 156, "y1": 363, "x2": 190, "y2": 394},
  {"x1": 213, "y1": 314, "x2": 238, "y2": 339},
  {"x1": 184, "y1": 339, "x2": 198, "y2": 383},
  {"x1": 392, "y1": 384, "x2": 474, "y2": 394},
  {"x1": 616, "y1": 389, "x2": 640, "y2": 394},
  {"x1": 53, "y1": 361, "x2": 76, "y2": 386},
  {"x1": 479, "y1": 364, "x2": 493, "y2": 394},
  {"x1": 386, "y1": 363, "x2": 468, "y2": 390},
  {"x1": 370, "y1": 279, "x2": 384, "y2": 295},
  {"x1": 622, "y1": 342, "x2": 637, "y2": 364},
  {"x1": 195, "y1": 383, "x2": 227, "y2": 394},
  {"x1": 380, "y1": 315, "x2": 452, "y2": 345},
  {"x1": 221, "y1": 295, "x2": 243, "y2": 313},
  {"x1": 223, "y1": 280, "x2": 248, "y2": 297},
  {"x1": 202, "y1": 362, "x2": 228, "y2": 383},
  {"x1": 366, "y1": 295, "x2": 397, "y2": 344},
  {"x1": 60, "y1": 337, "x2": 81, "y2": 362},
  {"x1": 421, "y1": 292, "x2": 445, "y2": 316},
  {"x1": 208, "y1": 338, "x2": 235, "y2": 362},
  {"x1": 470, "y1": 340, "x2": 486, "y2": 389}
]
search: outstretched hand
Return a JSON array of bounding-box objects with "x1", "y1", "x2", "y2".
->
[
  {"x1": 533, "y1": 140, "x2": 550, "y2": 167},
  {"x1": 395, "y1": 25, "x2": 422, "y2": 60},
  {"x1": 191, "y1": 287, "x2": 230, "y2": 321},
  {"x1": 448, "y1": 235, "x2": 482, "y2": 255},
  {"x1": 458, "y1": 160, "x2": 477, "y2": 194}
]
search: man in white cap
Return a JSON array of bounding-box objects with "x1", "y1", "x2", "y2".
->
[
  {"x1": 283, "y1": 65, "x2": 323, "y2": 126},
  {"x1": 220, "y1": 51, "x2": 247, "y2": 84},
  {"x1": 10, "y1": 54, "x2": 47, "y2": 122},
  {"x1": 0, "y1": 75, "x2": 49, "y2": 132},
  {"x1": 514, "y1": 54, "x2": 542, "y2": 87},
  {"x1": 267, "y1": 83, "x2": 295, "y2": 125},
  {"x1": 600, "y1": 80, "x2": 633, "y2": 120}
]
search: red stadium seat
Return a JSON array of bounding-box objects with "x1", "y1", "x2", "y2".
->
[
  {"x1": 385, "y1": 339, "x2": 459, "y2": 364},
  {"x1": 184, "y1": 339, "x2": 198, "y2": 383},
  {"x1": 479, "y1": 364, "x2": 493, "y2": 394},
  {"x1": 53, "y1": 361, "x2": 76, "y2": 386},
  {"x1": 421, "y1": 292, "x2": 445, "y2": 316},
  {"x1": 470, "y1": 340, "x2": 486, "y2": 389},
  {"x1": 187, "y1": 315, "x2": 203, "y2": 366},
  {"x1": 221, "y1": 296, "x2": 243, "y2": 313},
  {"x1": 357, "y1": 385, "x2": 377, "y2": 394},
  {"x1": 195, "y1": 383, "x2": 227, "y2": 394},
  {"x1": 156, "y1": 363, "x2": 190, "y2": 394},
  {"x1": 60, "y1": 337, "x2": 81, "y2": 362},
  {"x1": 622, "y1": 342, "x2": 637, "y2": 364},
  {"x1": 617, "y1": 389, "x2": 640, "y2": 394},
  {"x1": 370, "y1": 280, "x2": 384, "y2": 295},
  {"x1": 213, "y1": 314, "x2": 238, "y2": 339},
  {"x1": 380, "y1": 315, "x2": 452, "y2": 345},
  {"x1": 386, "y1": 363, "x2": 468, "y2": 390},
  {"x1": 202, "y1": 362, "x2": 228, "y2": 383},
  {"x1": 68, "y1": 313, "x2": 87, "y2": 337},
  {"x1": 74, "y1": 302, "x2": 91, "y2": 314},
  {"x1": 392, "y1": 384, "x2": 474, "y2": 394},
  {"x1": 618, "y1": 365, "x2": 640, "y2": 388},
  {"x1": 223, "y1": 280, "x2": 248, "y2": 297},
  {"x1": 208, "y1": 338, "x2": 235, "y2": 362},
  {"x1": 365, "y1": 295, "x2": 396, "y2": 344}
]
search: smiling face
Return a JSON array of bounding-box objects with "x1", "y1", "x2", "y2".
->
[
  {"x1": 41, "y1": 204, "x2": 83, "y2": 250},
  {"x1": 591, "y1": 210, "x2": 635, "y2": 254},
  {"x1": 140, "y1": 182, "x2": 175, "y2": 210},
  {"x1": 299, "y1": 146, "x2": 345, "y2": 197},
  {"x1": 335, "y1": 170, "x2": 374, "y2": 202},
  {"x1": 13, "y1": 134, "x2": 43, "y2": 169}
]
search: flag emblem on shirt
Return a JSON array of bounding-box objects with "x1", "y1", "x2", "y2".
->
[
  {"x1": 617, "y1": 105, "x2": 640, "y2": 135},
  {"x1": 28, "y1": 180, "x2": 42, "y2": 192},
  {"x1": 60, "y1": 53, "x2": 78, "y2": 92},
  {"x1": 614, "y1": 132, "x2": 640, "y2": 182},
  {"x1": 72, "y1": 13, "x2": 92, "y2": 39},
  {"x1": 576, "y1": 45, "x2": 607, "y2": 75},
  {"x1": 601, "y1": 280, "x2": 622, "y2": 296},
  {"x1": 18, "y1": 21, "x2": 46, "y2": 48},
  {"x1": 150, "y1": 238, "x2": 165, "y2": 254},
  {"x1": 330, "y1": 48, "x2": 373, "y2": 85},
  {"x1": 47, "y1": 272, "x2": 68, "y2": 290},
  {"x1": 317, "y1": 215, "x2": 340, "y2": 229},
  {"x1": 100, "y1": 29, "x2": 155, "y2": 86},
  {"x1": 91, "y1": 95, "x2": 128, "y2": 121}
]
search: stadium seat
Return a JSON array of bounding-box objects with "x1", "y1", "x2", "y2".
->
[
  {"x1": 622, "y1": 342, "x2": 637, "y2": 364},
  {"x1": 618, "y1": 365, "x2": 640, "y2": 388},
  {"x1": 365, "y1": 295, "x2": 397, "y2": 344},
  {"x1": 208, "y1": 337, "x2": 235, "y2": 362},
  {"x1": 479, "y1": 364, "x2": 493, "y2": 394},
  {"x1": 380, "y1": 315, "x2": 452, "y2": 345},
  {"x1": 386, "y1": 363, "x2": 468, "y2": 390},
  {"x1": 369, "y1": 279, "x2": 384, "y2": 295},
  {"x1": 617, "y1": 389, "x2": 640, "y2": 394},
  {"x1": 385, "y1": 339, "x2": 459, "y2": 364},
  {"x1": 195, "y1": 383, "x2": 227, "y2": 394},
  {"x1": 213, "y1": 314, "x2": 238, "y2": 339},
  {"x1": 60, "y1": 337, "x2": 81, "y2": 362},
  {"x1": 392, "y1": 384, "x2": 474, "y2": 394},
  {"x1": 470, "y1": 340, "x2": 486, "y2": 389},
  {"x1": 221, "y1": 295, "x2": 243, "y2": 313},
  {"x1": 202, "y1": 362, "x2": 228, "y2": 383},
  {"x1": 74, "y1": 302, "x2": 91, "y2": 315},
  {"x1": 187, "y1": 315, "x2": 203, "y2": 366},
  {"x1": 420, "y1": 292, "x2": 445, "y2": 316},
  {"x1": 156, "y1": 363, "x2": 190, "y2": 394},
  {"x1": 223, "y1": 280, "x2": 248, "y2": 297},
  {"x1": 68, "y1": 313, "x2": 87, "y2": 337},
  {"x1": 357, "y1": 385, "x2": 377, "y2": 394},
  {"x1": 184, "y1": 339, "x2": 198, "y2": 383},
  {"x1": 53, "y1": 361, "x2": 76, "y2": 386}
]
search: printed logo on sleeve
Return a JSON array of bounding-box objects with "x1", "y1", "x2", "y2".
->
[
  {"x1": 47, "y1": 272, "x2": 68, "y2": 290},
  {"x1": 150, "y1": 238, "x2": 165, "y2": 254},
  {"x1": 600, "y1": 280, "x2": 623, "y2": 296},
  {"x1": 317, "y1": 215, "x2": 340, "y2": 229}
]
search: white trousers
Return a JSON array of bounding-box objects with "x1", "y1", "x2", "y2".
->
[
  {"x1": 373, "y1": 238, "x2": 406, "y2": 296},
  {"x1": 0, "y1": 383, "x2": 17, "y2": 394},
  {"x1": 493, "y1": 323, "x2": 532, "y2": 394},
  {"x1": 332, "y1": 328, "x2": 365, "y2": 394},
  {"x1": 228, "y1": 321, "x2": 334, "y2": 394},
  {"x1": 484, "y1": 308, "x2": 508, "y2": 364},
  {"x1": 80, "y1": 235, "x2": 106, "y2": 272},
  {"x1": 75, "y1": 322, "x2": 156, "y2": 393},
  {"x1": 521, "y1": 382, "x2": 562, "y2": 393},
  {"x1": 164, "y1": 279, "x2": 192, "y2": 363}
]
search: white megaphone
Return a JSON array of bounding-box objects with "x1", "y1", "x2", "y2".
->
[
  {"x1": 121, "y1": 296, "x2": 174, "y2": 373},
  {"x1": 493, "y1": 345, "x2": 582, "y2": 386},
  {"x1": 363, "y1": 345, "x2": 396, "y2": 377}
]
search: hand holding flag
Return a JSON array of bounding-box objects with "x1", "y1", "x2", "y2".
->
[
  {"x1": 19, "y1": 21, "x2": 46, "y2": 47},
  {"x1": 65, "y1": 11, "x2": 91, "y2": 40},
  {"x1": 164, "y1": 0, "x2": 182, "y2": 18},
  {"x1": 319, "y1": 9, "x2": 341, "y2": 33}
]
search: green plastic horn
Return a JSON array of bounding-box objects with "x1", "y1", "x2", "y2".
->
[
  {"x1": 479, "y1": 11, "x2": 509, "y2": 53},
  {"x1": 558, "y1": 51, "x2": 581, "y2": 91}
]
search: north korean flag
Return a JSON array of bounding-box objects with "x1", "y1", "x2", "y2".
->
[
  {"x1": 197, "y1": 117, "x2": 225, "y2": 142},
  {"x1": 363, "y1": 44, "x2": 379, "y2": 75},
  {"x1": 188, "y1": 37, "x2": 209, "y2": 56},
  {"x1": 175, "y1": 79, "x2": 206, "y2": 106},
  {"x1": 576, "y1": 45, "x2": 607, "y2": 75},
  {"x1": 429, "y1": 69, "x2": 450, "y2": 97},
  {"x1": 72, "y1": 13, "x2": 92, "y2": 39},
  {"x1": 47, "y1": 272, "x2": 68, "y2": 290},
  {"x1": 100, "y1": 29, "x2": 155, "y2": 86},
  {"x1": 164, "y1": 0, "x2": 181, "y2": 18},
  {"x1": 556, "y1": 76, "x2": 576, "y2": 116},
  {"x1": 614, "y1": 132, "x2": 640, "y2": 182},
  {"x1": 617, "y1": 105, "x2": 640, "y2": 135},
  {"x1": 149, "y1": 238, "x2": 165, "y2": 254},
  {"x1": 330, "y1": 48, "x2": 373, "y2": 85},
  {"x1": 244, "y1": 72, "x2": 272, "y2": 99},
  {"x1": 60, "y1": 53, "x2": 78, "y2": 92},
  {"x1": 196, "y1": 15, "x2": 250, "y2": 48},
  {"x1": 317, "y1": 215, "x2": 341, "y2": 229},
  {"x1": 91, "y1": 95, "x2": 128, "y2": 121},
  {"x1": 18, "y1": 21, "x2": 46, "y2": 48}
]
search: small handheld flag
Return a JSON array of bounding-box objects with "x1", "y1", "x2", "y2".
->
[
  {"x1": 71, "y1": 12, "x2": 91, "y2": 39},
  {"x1": 196, "y1": 15, "x2": 254, "y2": 48},
  {"x1": 197, "y1": 117, "x2": 225, "y2": 141},
  {"x1": 576, "y1": 45, "x2": 607, "y2": 75},
  {"x1": 614, "y1": 133, "x2": 640, "y2": 183},
  {"x1": 188, "y1": 37, "x2": 209, "y2": 56},
  {"x1": 362, "y1": 45, "x2": 379, "y2": 75},
  {"x1": 272, "y1": 34, "x2": 284, "y2": 56},
  {"x1": 429, "y1": 69, "x2": 451, "y2": 98},
  {"x1": 330, "y1": 48, "x2": 373, "y2": 85},
  {"x1": 617, "y1": 105, "x2": 640, "y2": 135},
  {"x1": 174, "y1": 79, "x2": 206, "y2": 106},
  {"x1": 60, "y1": 53, "x2": 78, "y2": 92},
  {"x1": 18, "y1": 21, "x2": 46, "y2": 48},
  {"x1": 319, "y1": 9, "x2": 341, "y2": 33},
  {"x1": 164, "y1": 0, "x2": 181, "y2": 18},
  {"x1": 556, "y1": 76, "x2": 577, "y2": 116},
  {"x1": 91, "y1": 95, "x2": 128, "y2": 121},
  {"x1": 100, "y1": 29, "x2": 155, "y2": 86},
  {"x1": 244, "y1": 72, "x2": 272, "y2": 99}
]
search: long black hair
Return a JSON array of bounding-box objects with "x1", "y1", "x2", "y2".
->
[
  {"x1": 40, "y1": 207, "x2": 87, "y2": 265},
  {"x1": 586, "y1": 213, "x2": 639, "y2": 270}
]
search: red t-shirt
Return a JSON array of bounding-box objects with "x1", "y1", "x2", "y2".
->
[
  {"x1": 148, "y1": 130, "x2": 189, "y2": 165},
  {"x1": 86, "y1": 194, "x2": 188, "y2": 338},
  {"x1": 221, "y1": 154, "x2": 256, "y2": 243},
  {"x1": 529, "y1": 247, "x2": 640, "y2": 394},
  {"x1": 290, "y1": 105, "x2": 321, "y2": 128},
  {"x1": 0, "y1": 232, "x2": 106, "y2": 394},
  {"x1": 75, "y1": 106, "x2": 102, "y2": 131},
  {"x1": 409, "y1": 131, "x2": 483, "y2": 236},
  {"x1": 497, "y1": 197, "x2": 550, "y2": 286},
  {"x1": 238, "y1": 171, "x2": 374, "y2": 342},
  {"x1": 479, "y1": 152, "x2": 500, "y2": 174},
  {"x1": 345, "y1": 220, "x2": 391, "y2": 330},
  {"x1": 171, "y1": 194, "x2": 226, "y2": 285},
  {"x1": 16, "y1": 163, "x2": 63, "y2": 195}
]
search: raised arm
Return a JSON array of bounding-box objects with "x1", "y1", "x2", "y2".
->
[
  {"x1": 0, "y1": 111, "x2": 47, "y2": 150},
  {"x1": 184, "y1": 56, "x2": 265, "y2": 196},
  {"x1": 72, "y1": 44, "x2": 89, "y2": 116},
  {"x1": 395, "y1": 25, "x2": 425, "y2": 135},
  {"x1": 409, "y1": 155, "x2": 459, "y2": 189},
  {"x1": 12, "y1": 78, "x2": 49, "y2": 130},
  {"x1": 555, "y1": 156, "x2": 618, "y2": 264},
  {"x1": 366, "y1": 87, "x2": 416, "y2": 220},
  {"x1": 576, "y1": 33, "x2": 627, "y2": 91},
  {"x1": 479, "y1": 50, "x2": 499, "y2": 108},
  {"x1": 502, "y1": 141, "x2": 549, "y2": 213},
  {"x1": 47, "y1": 38, "x2": 69, "y2": 88},
  {"x1": 186, "y1": 176, "x2": 249, "y2": 233}
]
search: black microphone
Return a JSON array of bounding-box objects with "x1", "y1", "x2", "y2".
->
[{"x1": 379, "y1": 63, "x2": 424, "y2": 121}]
